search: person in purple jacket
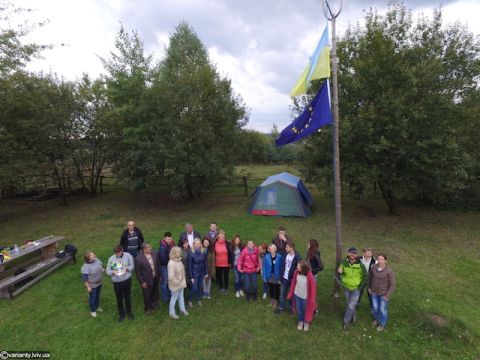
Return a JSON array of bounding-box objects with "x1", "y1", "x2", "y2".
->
[{"x1": 188, "y1": 239, "x2": 208, "y2": 308}]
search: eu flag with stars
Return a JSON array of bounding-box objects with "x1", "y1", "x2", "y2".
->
[{"x1": 276, "y1": 80, "x2": 333, "y2": 147}]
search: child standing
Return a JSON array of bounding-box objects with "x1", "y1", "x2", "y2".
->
[
  {"x1": 237, "y1": 240, "x2": 260, "y2": 301},
  {"x1": 263, "y1": 244, "x2": 283, "y2": 309},
  {"x1": 167, "y1": 246, "x2": 189, "y2": 319},
  {"x1": 288, "y1": 260, "x2": 317, "y2": 331},
  {"x1": 231, "y1": 235, "x2": 244, "y2": 298},
  {"x1": 258, "y1": 243, "x2": 268, "y2": 299}
]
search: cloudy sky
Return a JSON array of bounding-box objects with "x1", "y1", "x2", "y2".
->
[{"x1": 12, "y1": 0, "x2": 480, "y2": 132}]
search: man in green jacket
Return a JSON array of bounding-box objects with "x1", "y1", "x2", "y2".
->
[{"x1": 338, "y1": 247, "x2": 368, "y2": 331}]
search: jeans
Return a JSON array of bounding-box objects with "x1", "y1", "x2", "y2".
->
[
  {"x1": 295, "y1": 295, "x2": 307, "y2": 322},
  {"x1": 88, "y1": 285, "x2": 101, "y2": 312},
  {"x1": 358, "y1": 286, "x2": 373, "y2": 309},
  {"x1": 233, "y1": 268, "x2": 243, "y2": 291},
  {"x1": 159, "y1": 265, "x2": 170, "y2": 303},
  {"x1": 113, "y1": 278, "x2": 132, "y2": 318},
  {"x1": 190, "y1": 274, "x2": 204, "y2": 302},
  {"x1": 127, "y1": 248, "x2": 139, "y2": 258},
  {"x1": 279, "y1": 278, "x2": 292, "y2": 311},
  {"x1": 371, "y1": 294, "x2": 389, "y2": 327},
  {"x1": 169, "y1": 288, "x2": 186, "y2": 316},
  {"x1": 203, "y1": 277, "x2": 212, "y2": 296},
  {"x1": 262, "y1": 281, "x2": 268, "y2": 294},
  {"x1": 343, "y1": 288, "x2": 361, "y2": 324},
  {"x1": 243, "y1": 272, "x2": 257, "y2": 299}
]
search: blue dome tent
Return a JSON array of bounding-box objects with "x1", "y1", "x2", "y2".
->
[{"x1": 248, "y1": 172, "x2": 313, "y2": 217}]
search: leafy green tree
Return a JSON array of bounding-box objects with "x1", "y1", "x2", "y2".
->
[
  {"x1": 236, "y1": 129, "x2": 269, "y2": 164},
  {"x1": 151, "y1": 22, "x2": 248, "y2": 198},
  {"x1": 299, "y1": 3, "x2": 480, "y2": 213}
]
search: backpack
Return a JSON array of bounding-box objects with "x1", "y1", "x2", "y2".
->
[{"x1": 64, "y1": 244, "x2": 77, "y2": 255}]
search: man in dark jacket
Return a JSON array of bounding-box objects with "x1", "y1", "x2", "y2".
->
[
  {"x1": 134, "y1": 243, "x2": 159, "y2": 314},
  {"x1": 157, "y1": 232, "x2": 174, "y2": 303},
  {"x1": 203, "y1": 222, "x2": 218, "y2": 245},
  {"x1": 178, "y1": 223, "x2": 201, "y2": 248},
  {"x1": 120, "y1": 220, "x2": 144, "y2": 258},
  {"x1": 275, "y1": 241, "x2": 300, "y2": 314},
  {"x1": 272, "y1": 225, "x2": 293, "y2": 255},
  {"x1": 357, "y1": 247, "x2": 376, "y2": 309}
]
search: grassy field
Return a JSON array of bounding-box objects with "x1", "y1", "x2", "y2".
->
[{"x1": 0, "y1": 165, "x2": 479, "y2": 359}]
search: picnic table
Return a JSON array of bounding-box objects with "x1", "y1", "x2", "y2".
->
[{"x1": 0, "y1": 235, "x2": 74, "y2": 299}]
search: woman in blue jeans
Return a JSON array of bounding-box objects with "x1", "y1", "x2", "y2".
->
[
  {"x1": 231, "y1": 235, "x2": 244, "y2": 298},
  {"x1": 188, "y1": 239, "x2": 208, "y2": 307},
  {"x1": 81, "y1": 251, "x2": 104, "y2": 318},
  {"x1": 368, "y1": 253, "x2": 396, "y2": 331}
]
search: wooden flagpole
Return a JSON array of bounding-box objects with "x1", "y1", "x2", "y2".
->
[{"x1": 324, "y1": 0, "x2": 343, "y2": 311}]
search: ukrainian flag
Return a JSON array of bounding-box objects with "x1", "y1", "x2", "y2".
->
[{"x1": 290, "y1": 25, "x2": 330, "y2": 98}]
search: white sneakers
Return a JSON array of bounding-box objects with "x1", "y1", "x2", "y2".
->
[
  {"x1": 297, "y1": 321, "x2": 310, "y2": 331},
  {"x1": 239, "y1": 290, "x2": 244, "y2": 297},
  {"x1": 90, "y1": 312, "x2": 97, "y2": 318},
  {"x1": 297, "y1": 321, "x2": 303, "y2": 330},
  {"x1": 236, "y1": 291, "x2": 241, "y2": 298},
  {"x1": 170, "y1": 314, "x2": 179, "y2": 320},
  {"x1": 262, "y1": 293, "x2": 267, "y2": 300},
  {"x1": 181, "y1": 311, "x2": 189, "y2": 316}
]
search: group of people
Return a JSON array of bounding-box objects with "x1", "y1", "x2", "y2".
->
[{"x1": 81, "y1": 221, "x2": 395, "y2": 332}]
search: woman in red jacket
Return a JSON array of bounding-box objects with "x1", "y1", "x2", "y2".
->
[
  {"x1": 287, "y1": 260, "x2": 317, "y2": 331},
  {"x1": 237, "y1": 240, "x2": 260, "y2": 301}
]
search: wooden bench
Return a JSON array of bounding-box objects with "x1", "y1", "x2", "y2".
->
[{"x1": 0, "y1": 235, "x2": 74, "y2": 299}]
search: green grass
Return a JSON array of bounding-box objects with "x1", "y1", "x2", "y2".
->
[{"x1": 0, "y1": 165, "x2": 479, "y2": 359}]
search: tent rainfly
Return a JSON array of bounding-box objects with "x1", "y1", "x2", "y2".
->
[{"x1": 248, "y1": 172, "x2": 313, "y2": 217}]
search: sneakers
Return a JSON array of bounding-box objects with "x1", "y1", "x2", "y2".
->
[
  {"x1": 90, "y1": 311, "x2": 97, "y2": 318},
  {"x1": 343, "y1": 323, "x2": 349, "y2": 331},
  {"x1": 96, "y1": 308, "x2": 103, "y2": 312},
  {"x1": 274, "y1": 308, "x2": 283, "y2": 314},
  {"x1": 303, "y1": 323, "x2": 310, "y2": 331},
  {"x1": 297, "y1": 321, "x2": 304, "y2": 330},
  {"x1": 181, "y1": 311, "x2": 189, "y2": 316},
  {"x1": 188, "y1": 301, "x2": 193, "y2": 309},
  {"x1": 235, "y1": 291, "x2": 240, "y2": 298},
  {"x1": 207, "y1": 293, "x2": 211, "y2": 299},
  {"x1": 376, "y1": 325, "x2": 385, "y2": 332},
  {"x1": 372, "y1": 320, "x2": 379, "y2": 327},
  {"x1": 262, "y1": 292, "x2": 267, "y2": 300},
  {"x1": 197, "y1": 301, "x2": 203, "y2": 307},
  {"x1": 170, "y1": 314, "x2": 179, "y2": 320},
  {"x1": 239, "y1": 290, "x2": 244, "y2": 297}
]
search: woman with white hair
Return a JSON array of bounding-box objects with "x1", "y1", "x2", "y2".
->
[
  {"x1": 262, "y1": 244, "x2": 283, "y2": 309},
  {"x1": 167, "y1": 246, "x2": 189, "y2": 319}
]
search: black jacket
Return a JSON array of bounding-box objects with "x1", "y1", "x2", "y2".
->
[
  {"x1": 307, "y1": 250, "x2": 324, "y2": 275},
  {"x1": 177, "y1": 230, "x2": 201, "y2": 246},
  {"x1": 120, "y1": 227, "x2": 144, "y2": 252},
  {"x1": 280, "y1": 251, "x2": 301, "y2": 281}
]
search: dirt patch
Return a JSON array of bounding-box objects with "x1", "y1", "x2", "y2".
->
[{"x1": 430, "y1": 314, "x2": 448, "y2": 327}]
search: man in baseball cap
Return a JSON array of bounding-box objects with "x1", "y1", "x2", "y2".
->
[{"x1": 338, "y1": 247, "x2": 368, "y2": 331}]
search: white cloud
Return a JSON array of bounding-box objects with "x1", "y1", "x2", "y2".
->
[{"x1": 10, "y1": 0, "x2": 480, "y2": 132}]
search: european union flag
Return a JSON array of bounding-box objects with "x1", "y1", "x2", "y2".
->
[{"x1": 276, "y1": 80, "x2": 333, "y2": 147}]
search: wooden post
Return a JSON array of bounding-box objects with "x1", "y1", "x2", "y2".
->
[
  {"x1": 242, "y1": 176, "x2": 248, "y2": 197},
  {"x1": 325, "y1": 0, "x2": 343, "y2": 312}
]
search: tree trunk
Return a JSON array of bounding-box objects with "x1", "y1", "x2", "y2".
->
[
  {"x1": 52, "y1": 165, "x2": 67, "y2": 206},
  {"x1": 377, "y1": 181, "x2": 397, "y2": 215},
  {"x1": 72, "y1": 157, "x2": 87, "y2": 191}
]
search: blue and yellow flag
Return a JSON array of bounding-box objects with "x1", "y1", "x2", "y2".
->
[
  {"x1": 290, "y1": 25, "x2": 330, "y2": 98},
  {"x1": 276, "y1": 80, "x2": 333, "y2": 147}
]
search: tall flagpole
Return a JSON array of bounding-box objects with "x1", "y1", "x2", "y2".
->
[{"x1": 324, "y1": 0, "x2": 343, "y2": 311}]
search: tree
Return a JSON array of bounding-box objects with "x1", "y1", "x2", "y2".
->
[
  {"x1": 236, "y1": 129, "x2": 269, "y2": 164},
  {"x1": 151, "y1": 22, "x2": 248, "y2": 198},
  {"x1": 298, "y1": 3, "x2": 480, "y2": 213}
]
